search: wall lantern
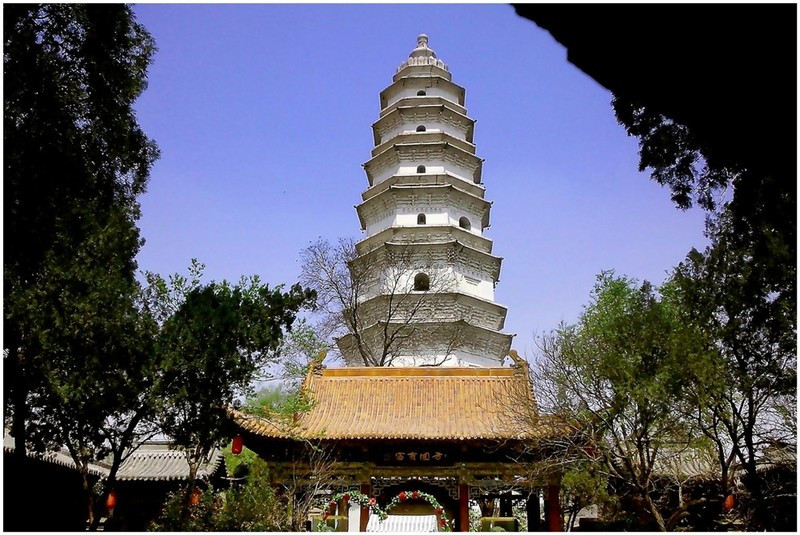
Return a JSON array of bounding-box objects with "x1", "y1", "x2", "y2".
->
[
  {"x1": 105, "y1": 490, "x2": 117, "y2": 511},
  {"x1": 231, "y1": 434, "x2": 244, "y2": 455}
]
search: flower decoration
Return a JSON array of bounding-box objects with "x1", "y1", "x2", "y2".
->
[
  {"x1": 316, "y1": 490, "x2": 387, "y2": 531},
  {"x1": 384, "y1": 490, "x2": 452, "y2": 531},
  {"x1": 317, "y1": 490, "x2": 452, "y2": 531}
]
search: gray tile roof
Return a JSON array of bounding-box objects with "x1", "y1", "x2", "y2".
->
[
  {"x1": 4, "y1": 433, "x2": 224, "y2": 482},
  {"x1": 3, "y1": 434, "x2": 107, "y2": 477},
  {"x1": 651, "y1": 448, "x2": 717, "y2": 480},
  {"x1": 115, "y1": 444, "x2": 224, "y2": 481}
]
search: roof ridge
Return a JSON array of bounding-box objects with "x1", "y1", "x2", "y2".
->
[{"x1": 320, "y1": 366, "x2": 516, "y2": 378}]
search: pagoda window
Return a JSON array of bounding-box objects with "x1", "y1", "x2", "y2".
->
[
  {"x1": 417, "y1": 90, "x2": 426, "y2": 96},
  {"x1": 416, "y1": 125, "x2": 426, "y2": 132},
  {"x1": 417, "y1": 213, "x2": 426, "y2": 225},
  {"x1": 459, "y1": 216, "x2": 471, "y2": 230},
  {"x1": 417, "y1": 165, "x2": 426, "y2": 174},
  {"x1": 413, "y1": 273, "x2": 430, "y2": 291}
]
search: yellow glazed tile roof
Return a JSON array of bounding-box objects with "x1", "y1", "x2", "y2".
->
[{"x1": 231, "y1": 365, "x2": 543, "y2": 441}]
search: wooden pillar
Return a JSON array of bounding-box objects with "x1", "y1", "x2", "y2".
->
[
  {"x1": 526, "y1": 489, "x2": 541, "y2": 531},
  {"x1": 500, "y1": 492, "x2": 513, "y2": 517},
  {"x1": 359, "y1": 482, "x2": 371, "y2": 532},
  {"x1": 546, "y1": 484, "x2": 562, "y2": 532},
  {"x1": 458, "y1": 483, "x2": 470, "y2": 532},
  {"x1": 338, "y1": 495, "x2": 349, "y2": 532}
]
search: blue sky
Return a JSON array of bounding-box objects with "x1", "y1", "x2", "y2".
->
[{"x1": 132, "y1": 4, "x2": 709, "y2": 358}]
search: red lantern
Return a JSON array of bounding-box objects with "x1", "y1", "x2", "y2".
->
[
  {"x1": 723, "y1": 494, "x2": 735, "y2": 512},
  {"x1": 190, "y1": 487, "x2": 202, "y2": 506},
  {"x1": 231, "y1": 434, "x2": 244, "y2": 455},
  {"x1": 105, "y1": 490, "x2": 117, "y2": 511}
]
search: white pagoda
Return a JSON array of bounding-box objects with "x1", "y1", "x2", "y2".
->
[{"x1": 337, "y1": 35, "x2": 514, "y2": 368}]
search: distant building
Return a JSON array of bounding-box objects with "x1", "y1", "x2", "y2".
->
[{"x1": 3, "y1": 433, "x2": 224, "y2": 531}]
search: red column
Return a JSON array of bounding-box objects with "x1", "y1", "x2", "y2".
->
[
  {"x1": 546, "y1": 484, "x2": 562, "y2": 531},
  {"x1": 458, "y1": 483, "x2": 469, "y2": 532},
  {"x1": 359, "y1": 482, "x2": 371, "y2": 532},
  {"x1": 339, "y1": 495, "x2": 349, "y2": 532}
]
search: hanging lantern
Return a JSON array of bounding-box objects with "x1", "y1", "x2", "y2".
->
[
  {"x1": 231, "y1": 434, "x2": 243, "y2": 455},
  {"x1": 105, "y1": 490, "x2": 117, "y2": 511},
  {"x1": 723, "y1": 494, "x2": 735, "y2": 512},
  {"x1": 190, "y1": 487, "x2": 203, "y2": 506}
]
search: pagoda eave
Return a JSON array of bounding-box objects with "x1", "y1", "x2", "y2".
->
[
  {"x1": 361, "y1": 172, "x2": 485, "y2": 202},
  {"x1": 379, "y1": 94, "x2": 467, "y2": 119},
  {"x1": 355, "y1": 225, "x2": 494, "y2": 256}
]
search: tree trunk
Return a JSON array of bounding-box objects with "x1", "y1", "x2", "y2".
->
[
  {"x1": 11, "y1": 347, "x2": 27, "y2": 464},
  {"x1": 567, "y1": 506, "x2": 579, "y2": 532},
  {"x1": 80, "y1": 465, "x2": 97, "y2": 531},
  {"x1": 643, "y1": 491, "x2": 667, "y2": 531},
  {"x1": 178, "y1": 460, "x2": 201, "y2": 527},
  {"x1": 88, "y1": 410, "x2": 148, "y2": 530},
  {"x1": 743, "y1": 465, "x2": 768, "y2": 530},
  {"x1": 666, "y1": 498, "x2": 707, "y2": 531}
]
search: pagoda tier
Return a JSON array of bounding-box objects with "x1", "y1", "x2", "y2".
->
[
  {"x1": 349, "y1": 241, "x2": 503, "y2": 302},
  {"x1": 337, "y1": 322, "x2": 513, "y2": 368},
  {"x1": 379, "y1": 75, "x2": 465, "y2": 111},
  {"x1": 372, "y1": 102, "x2": 475, "y2": 146},
  {"x1": 350, "y1": 292, "x2": 508, "y2": 332},
  {"x1": 338, "y1": 34, "x2": 513, "y2": 367},
  {"x1": 364, "y1": 138, "x2": 483, "y2": 187},
  {"x1": 356, "y1": 182, "x2": 491, "y2": 235}
]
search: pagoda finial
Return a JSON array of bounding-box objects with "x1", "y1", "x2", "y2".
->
[
  {"x1": 396, "y1": 33, "x2": 449, "y2": 75},
  {"x1": 409, "y1": 33, "x2": 436, "y2": 59}
]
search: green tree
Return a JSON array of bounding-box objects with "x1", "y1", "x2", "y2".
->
[
  {"x1": 613, "y1": 70, "x2": 795, "y2": 531},
  {"x1": 149, "y1": 457, "x2": 287, "y2": 532},
  {"x1": 612, "y1": 96, "x2": 795, "y2": 305},
  {"x1": 534, "y1": 272, "x2": 704, "y2": 531},
  {"x1": 670, "y1": 210, "x2": 796, "y2": 530},
  {"x1": 560, "y1": 465, "x2": 613, "y2": 531},
  {"x1": 142, "y1": 263, "x2": 315, "y2": 514},
  {"x1": 3, "y1": 4, "x2": 158, "y2": 529},
  {"x1": 275, "y1": 318, "x2": 332, "y2": 389}
]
